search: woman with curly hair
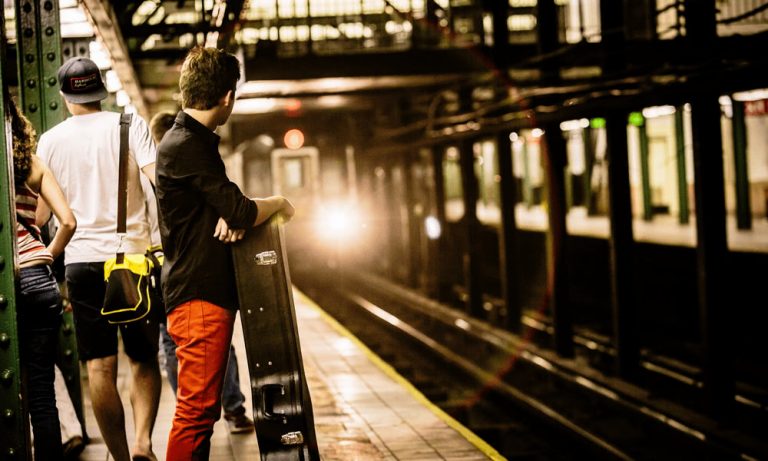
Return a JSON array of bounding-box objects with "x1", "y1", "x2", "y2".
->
[{"x1": 10, "y1": 92, "x2": 76, "y2": 460}]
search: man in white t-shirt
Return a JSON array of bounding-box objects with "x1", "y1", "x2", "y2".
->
[{"x1": 37, "y1": 57, "x2": 161, "y2": 461}]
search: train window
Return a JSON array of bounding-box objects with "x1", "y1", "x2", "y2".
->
[
  {"x1": 443, "y1": 146, "x2": 465, "y2": 222},
  {"x1": 722, "y1": 92, "x2": 768, "y2": 253},
  {"x1": 474, "y1": 139, "x2": 501, "y2": 225},
  {"x1": 561, "y1": 119, "x2": 610, "y2": 238},
  {"x1": 282, "y1": 158, "x2": 306, "y2": 190},
  {"x1": 513, "y1": 129, "x2": 549, "y2": 231}
]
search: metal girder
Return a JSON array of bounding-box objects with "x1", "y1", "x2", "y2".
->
[
  {"x1": 0, "y1": 19, "x2": 32, "y2": 459},
  {"x1": 80, "y1": 0, "x2": 149, "y2": 119},
  {"x1": 14, "y1": 0, "x2": 65, "y2": 131},
  {"x1": 14, "y1": 0, "x2": 86, "y2": 437}
]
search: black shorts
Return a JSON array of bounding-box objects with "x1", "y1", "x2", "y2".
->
[{"x1": 65, "y1": 262, "x2": 159, "y2": 362}]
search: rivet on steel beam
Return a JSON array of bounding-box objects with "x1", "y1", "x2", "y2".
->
[
  {"x1": 64, "y1": 349, "x2": 73, "y2": 358},
  {"x1": 45, "y1": 27, "x2": 54, "y2": 36},
  {"x1": 28, "y1": 104, "x2": 38, "y2": 113},
  {"x1": 48, "y1": 77, "x2": 57, "y2": 86},
  {"x1": 1, "y1": 369, "x2": 13, "y2": 385},
  {"x1": 44, "y1": 1, "x2": 53, "y2": 10},
  {"x1": 0, "y1": 334, "x2": 9, "y2": 348},
  {"x1": 49, "y1": 102, "x2": 58, "y2": 110},
  {"x1": 25, "y1": 54, "x2": 34, "y2": 63},
  {"x1": 0, "y1": 295, "x2": 6, "y2": 309},
  {"x1": 23, "y1": 28, "x2": 33, "y2": 38},
  {"x1": 27, "y1": 79, "x2": 36, "y2": 88},
  {"x1": 23, "y1": 2, "x2": 31, "y2": 13},
  {"x1": 4, "y1": 408, "x2": 14, "y2": 419},
  {"x1": 47, "y1": 52, "x2": 56, "y2": 61},
  {"x1": 6, "y1": 447, "x2": 14, "y2": 457}
]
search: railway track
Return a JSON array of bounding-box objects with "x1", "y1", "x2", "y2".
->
[{"x1": 294, "y1": 269, "x2": 768, "y2": 461}]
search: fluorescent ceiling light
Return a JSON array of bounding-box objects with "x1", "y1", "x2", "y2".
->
[
  {"x1": 732, "y1": 89, "x2": 768, "y2": 102},
  {"x1": 233, "y1": 98, "x2": 277, "y2": 114}
]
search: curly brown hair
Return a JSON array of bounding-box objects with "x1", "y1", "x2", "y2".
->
[
  {"x1": 8, "y1": 95, "x2": 37, "y2": 185},
  {"x1": 179, "y1": 46, "x2": 240, "y2": 110}
]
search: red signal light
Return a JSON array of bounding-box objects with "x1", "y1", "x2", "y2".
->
[{"x1": 284, "y1": 129, "x2": 305, "y2": 149}]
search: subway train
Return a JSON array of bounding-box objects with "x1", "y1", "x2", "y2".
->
[{"x1": 225, "y1": 99, "x2": 768, "y2": 425}]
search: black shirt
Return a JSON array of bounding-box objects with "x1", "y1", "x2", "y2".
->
[{"x1": 156, "y1": 111, "x2": 258, "y2": 313}]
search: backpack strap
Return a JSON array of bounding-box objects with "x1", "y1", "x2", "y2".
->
[{"x1": 116, "y1": 113, "x2": 133, "y2": 264}]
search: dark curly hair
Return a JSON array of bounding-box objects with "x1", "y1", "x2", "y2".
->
[
  {"x1": 179, "y1": 46, "x2": 240, "y2": 110},
  {"x1": 7, "y1": 93, "x2": 37, "y2": 185}
]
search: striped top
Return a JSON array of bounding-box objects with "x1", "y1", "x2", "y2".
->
[{"x1": 16, "y1": 183, "x2": 54, "y2": 267}]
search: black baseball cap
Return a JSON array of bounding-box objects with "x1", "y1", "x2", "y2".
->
[{"x1": 58, "y1": 57, "x2": 108, "y2": 104}]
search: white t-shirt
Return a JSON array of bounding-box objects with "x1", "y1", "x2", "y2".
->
[{"x1": 37, "y1": 111, "x2": 157, "y2": 264}]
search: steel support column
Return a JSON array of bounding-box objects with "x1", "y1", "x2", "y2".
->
[
  {"x1": 675, "y1": 108, "x2": 690, "y2": 224},
  {"x1": 686, "y1": 0, "x2": 733, "y2": 419},
  {"x1": 458, "y1": 90, "x2": 483, "y2": 318},
  {"x1": 731, "y1": 99, "x2": 751, "y2": 230},
  {"x1": 638, "y1": 118, "x2": 653, "y2": 221},
  {"x1": 431, "y1": 145, "x2": 450, "y2": 302},
  {"x1": 15, "y1": 0, "x2": 85, "y2": 434},
  {"x1": 0, "y1": 24, "x2": 32, "y2": 456},
  {"x1": 403, "y1": 151, "x2": 421, "y2": 288},
  {"x1": 14, "y1": 0, "x2": 65, "y2": 131},
  {"x1": 459, "y1": 136, "x2": 483, "y2": 317},
  {"x1": 605, "y1": 112, "x2": 639, "y2": 379},
  {"x1": 496, "y1": 131, "x2": 521, "y2": 332},
  {"x1": 691, "y1": 97, "x2": 733, "y2": 419},
  {"x1": 543, "y1": 124, "x2": 573, "y2": 358}
]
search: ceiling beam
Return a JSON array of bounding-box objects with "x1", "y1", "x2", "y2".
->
[{"x1": 80, "y1": 0, "x2": 150, "y2": 119}]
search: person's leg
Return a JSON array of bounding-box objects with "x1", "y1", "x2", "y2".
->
[
  {"x1": 221, "y1": 345, "x2": 245, "y2": 415},
  {"x1": 55, "y1": 365, "x2": 83, "y2": 442},
  {"x1": 86, "y1": 356, "x2": 131, "y2": 461},
  {"x1": 18, "y1": 265, "x2": 63, "y2": 460},
  {"x1": 66, "y1": 262, "x2": 129, "y2": 461},
  {"x1": 159, "y1": 322, "x2": 179, "y2": 395},
  {"x1": 128, "y1": 357, "x2": 161, "y2": 460},
  {"x1": 166, "y1": 300, "x2": 235, "y2": 461},
  {"x1": 54, "y1": 365, "x2": 85, "y2": 456},
  {"x1": 122, "y1": 314, "x2": 162, "y2": 460},
  {"x1": 221, "y1": 346, "x2": 253, "y2": 433}
]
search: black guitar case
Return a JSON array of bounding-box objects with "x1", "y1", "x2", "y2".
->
[{"x1": 232, "y1": 217, "x2": 320, "y2": 461}]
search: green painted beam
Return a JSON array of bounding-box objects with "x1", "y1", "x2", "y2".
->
[
  {"x1": 636, "y1": 115, "x2": 653, "y2": 221},
  {"x1": 0, "y1": 18, "x2": 33, "y2": 457},
  {"x1": 15, "y1": 0, "x2": 65, "y2": 131},
  {"x1": 731, "y1": 100, "x2": 751, "y2": 230},
  {"x1": 14, "y1": 0, "x2": 84, "y2": 437},
  {"x1": 674, "y1": 108, "x2": 690, "y2": 224}
]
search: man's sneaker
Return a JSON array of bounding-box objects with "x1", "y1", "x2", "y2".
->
[{"x1": 225, "y1": 412, "x2": 254, "y2": 434}]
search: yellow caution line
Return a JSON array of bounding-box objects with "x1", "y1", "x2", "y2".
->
[{"x1": 294, "y1": 289, "x2": 507, "y2": 461}]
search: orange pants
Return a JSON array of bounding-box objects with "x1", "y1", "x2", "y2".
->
[{"x1": 166, "y1": 299, "x2": 235, "y2": 461}]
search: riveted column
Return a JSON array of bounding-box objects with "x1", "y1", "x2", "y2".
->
[
  {"x1": 686, "y1": 0, "x2": 733, "y2": 420},
  {"x1": 458, "y1": 90, "x2": 483, "y2": 319},
  {"x1": 496, "y1": 131, "x2": 521, "y2": 332},
  {"x1": 0, "y1": 19, "x2": 33, "y2": 457},
  {"x1": 543, "y1": 123, "x2": 573, "y2": 358},
  {"x1": 605, "y1": 112, "x2": 639, "y2": 380},
  {"x1": 431, "y1": 145, "x2": 450, "y2": 302},
  {"x1": 15, "y1": 0, "x2": 84, "y2": 434},
  {"x1": 15, "y1": 0, "x2": 65, "y2": 132}
]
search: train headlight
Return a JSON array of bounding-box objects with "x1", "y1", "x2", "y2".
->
[
  {"x1": 425, "y1": 216, "x2": 441, "y2": 240},
  {"x1": 315, "y1": 203, "x2": 365, "y2": 244}
]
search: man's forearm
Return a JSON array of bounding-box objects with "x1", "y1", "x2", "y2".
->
[{"x1": 252, "y1": 196, "x2": 288, "y2": 226}]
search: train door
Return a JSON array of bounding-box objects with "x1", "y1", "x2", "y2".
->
[
  {"x1": 271, "y1": 147, "x2": 320, "y2": 210},
  {"x1": 271, "y1": 147, "x2": 320, "y2": 256}
]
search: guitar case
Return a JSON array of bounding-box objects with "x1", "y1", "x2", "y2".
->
[{"x1": 232, "y1": 217, "x2": 320, "y2": 461}]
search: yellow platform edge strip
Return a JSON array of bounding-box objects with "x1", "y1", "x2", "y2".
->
[{"x1": 295, "y1": 289, "x2": 507, "y2": 461}]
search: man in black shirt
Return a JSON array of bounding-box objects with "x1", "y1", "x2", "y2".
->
[{"x1": 155, "y1": 47, "x2": 294, "y2": 460}]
